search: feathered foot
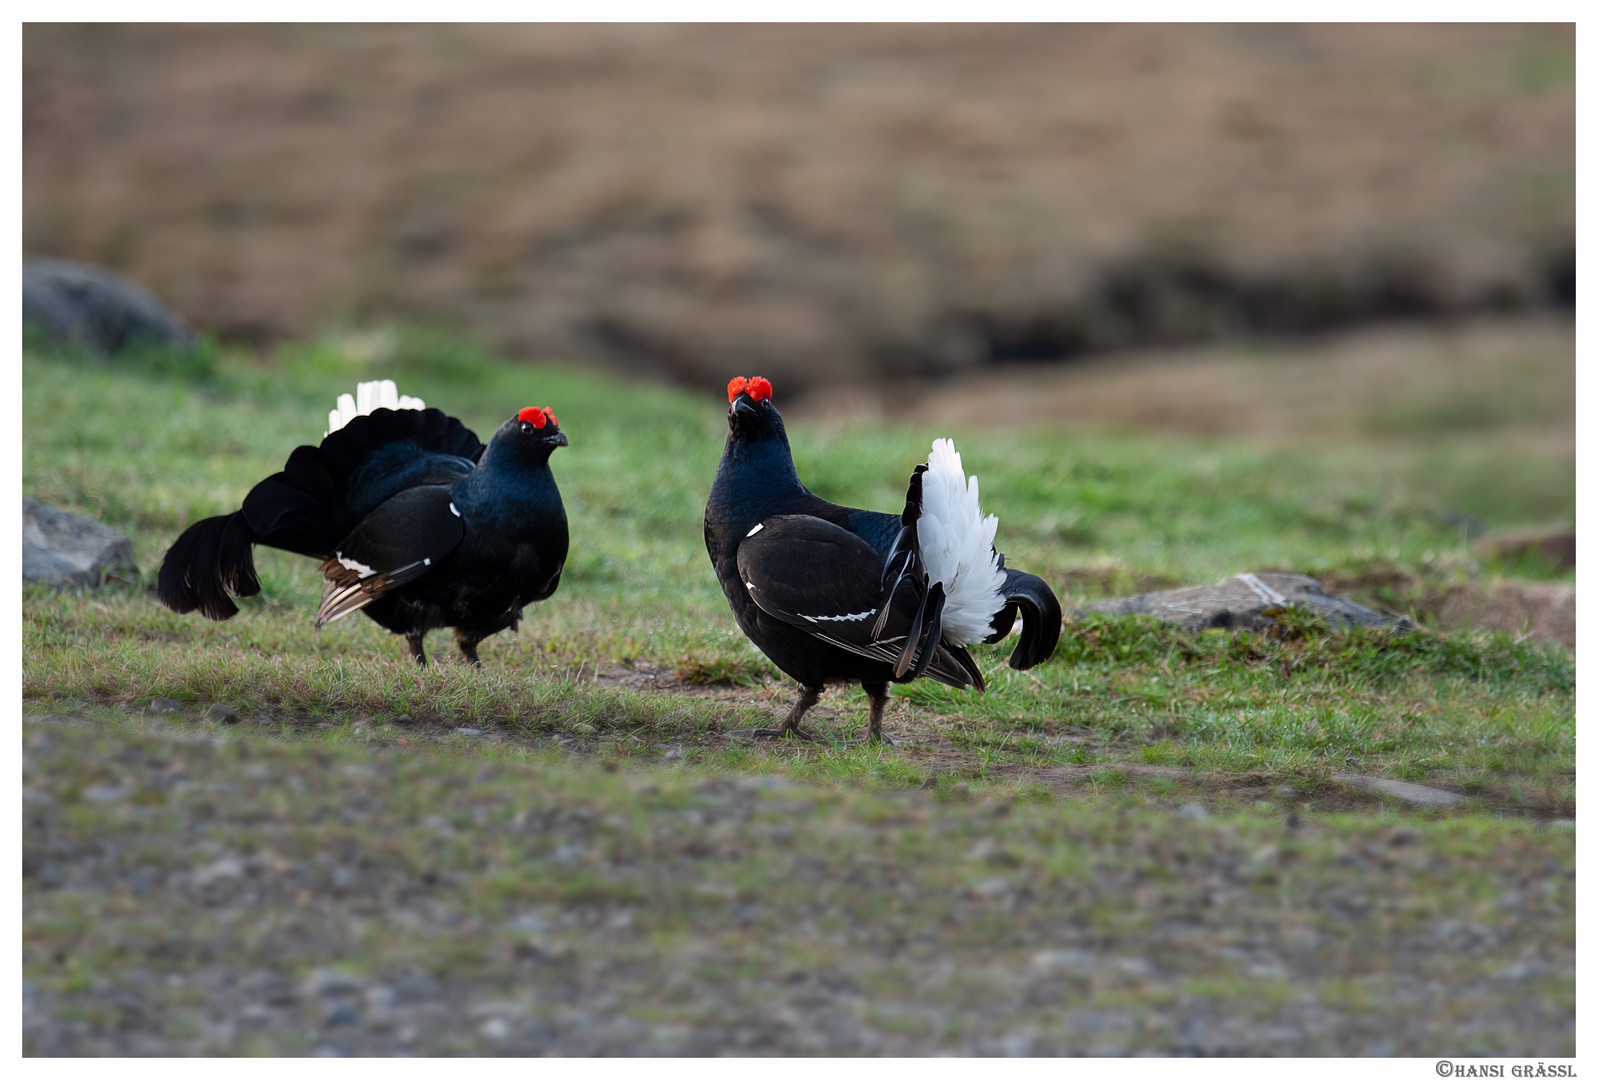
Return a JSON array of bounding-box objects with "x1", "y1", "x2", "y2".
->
[
  {"x1": 740, "y1": 685, "x2": 824, "y2": 742},
  {"x1": 405, "y1": 632, "x2": 428, "y2": 667},
  {"x1": 455, "y1": 630, "x2": 484, "y2": 667},
  {"x1": 841, "y1": 682, "x2": 895, "y2": 746}
]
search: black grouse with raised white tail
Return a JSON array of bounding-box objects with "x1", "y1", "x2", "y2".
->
[
  {"x1": 159, "y1": 380, "x2": 569, "y2": 665},
  {"x1": 704, "y1": 375, "x2": 1061, "y2": 743}
]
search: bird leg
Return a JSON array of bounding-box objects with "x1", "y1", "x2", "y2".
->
[
  {"x1": 749, "y1": 685, "x2": 824, "y2": 742},
  {"x1": 862, "y1": 681, "x2": 895, "y2": 745},
  {"x1": 405, "y1": 632, "x2": 428, "y2": 667},
  {"x1": 455, "y1": 630, "x2": 484, "y2": 667}
]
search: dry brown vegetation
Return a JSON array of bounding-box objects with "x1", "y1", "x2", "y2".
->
[
  {"x1": 24, "y1": 24, "x2": 1574, "y2": 388},
  {"x1": 799, "y1": 314, "x2": 1575, "y2": 446}
]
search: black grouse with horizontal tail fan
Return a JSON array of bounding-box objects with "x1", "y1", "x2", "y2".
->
[{"x1": 159, "y1": 382, "x2": 569, "y2": 665}]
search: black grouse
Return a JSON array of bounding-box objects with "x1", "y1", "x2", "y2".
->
[
  {"x1": 704, "y1": 375, "x2": 1062, "y2": 743},
  {"x1": 159, "y1": 380, "x2": 569, "y2": 665}
]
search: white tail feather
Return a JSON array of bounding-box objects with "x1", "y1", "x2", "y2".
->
[
  {"x1": 918, "y1": 438, "x2": 1006, "y2": 644},
  {"x1": 325, "y1": 380, "x2": 425, "y2": 435}
]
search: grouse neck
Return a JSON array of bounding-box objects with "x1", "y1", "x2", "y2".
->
[
  {"x1": 455, "y1": 434, "x2": 563, "y2": 519},
  {"x1": 708, "y1": 428, "x2": 810, "y2": 533}
]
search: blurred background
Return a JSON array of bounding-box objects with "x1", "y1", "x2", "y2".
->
[{"x1": 24, "y1": 24, "x2": 1574, "y2": 394}]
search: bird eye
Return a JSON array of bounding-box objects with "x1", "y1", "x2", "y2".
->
[{"x1": 519, "y1": 421, "x2": 534, "y2": 434}]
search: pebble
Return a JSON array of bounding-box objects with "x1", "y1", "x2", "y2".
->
[
  {"x1": 247, "y1": 972, "x2": 298, "y2": 1007},
  {"x1": 82, "y1": 785, "x2": 131, "y2": 803},
  {"x1": 971, "y1": 877, "x2": 1012, "y2": 898},
  {"x1": 735, "y1": 776, "x2": 792, "y2": 792},
  {"x1": 323, "y1": 1003, "x2": 360, "y2": 1027},
  {"x1": 150, "y1": 697, "x2": 182, "y2": 713},
  {"x1": 1495, "y1": 961, "x2": 1554, "y2": 982},
  {"x1": 191, "y1": 857, "x2": 246, "y2": 885},
  {"x1": 306, "y1": 969, "x2": 365, "y2": 999},
  {"x1": 454, "y1": 727, "x2": 485, "y2": 737},
  {"x1": 1177, "y1": 803, "x2": 1210, "y2": 819},
  {"x1": 394, "y1": 971, "x2": 443, "y2": 1005},
  {"x1": 204, "y1": 703, "x2": 239, "y2": 724},
  {"x1": 1031, "y1": 949, "x2": 1096, "y2": 974}
]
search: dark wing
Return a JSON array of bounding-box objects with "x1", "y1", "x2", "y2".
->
[
  {"x1": 737, "y1": 515, "x2": 983, "y2": 691},
  {"x1": 314, "y1": 485, "x2": 465, "y2": 626}
]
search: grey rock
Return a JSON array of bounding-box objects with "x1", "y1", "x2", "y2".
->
[
  {"x1": 150, "y1": 698, "x2": 182, "y2": 713},
  {"x1": 204, "y1": 703, "x2": 240, "y2": 724},
  {"x1": 1331, "y1": 773, "x2": 1464, "y2": 809},
  {"x1": 1176, "y1": 803, "x2": 1210, "y2": 819},
  {"x1": 23, "y1": 498, "x2": 136, "y2": 589},
  {"x1": 24, "y1": 257, "x2": 196, "y2": 356},
  {"x1": 1079, "y1": 571, "x2": 1412, "y2": 633}
]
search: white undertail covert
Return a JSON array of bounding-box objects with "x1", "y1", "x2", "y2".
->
[
  {"x1": 917, "y1": 438, "x2": 1006, "y2": 644},
  {"x1": 326, "y1": 380, "x2": 426, "y2": 435}
]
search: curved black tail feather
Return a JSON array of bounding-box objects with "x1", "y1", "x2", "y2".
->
[
  {"x1": 988, "y1": 567, "x2": 1062, "y2": 670},
  {"x1": 158, "y1": 511, "x2": 261, "y2": 620}
]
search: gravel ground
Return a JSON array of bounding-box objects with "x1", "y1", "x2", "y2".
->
[{"x1": 23, "y1": 716, "x2": 1574, "y2": 1056}]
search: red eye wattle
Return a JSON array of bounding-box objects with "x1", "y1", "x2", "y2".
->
[
  {"x1": 542, "y1": 407, "x2": 558, "y2": 427},
  {"x1": 518, "y1": 406, "x2": 546, "y2": 429},
  {"x1": 746, "y1": 376, "x2": 772, "y2": 402},
  {"x1": 726, "y1": 376, "x2": 749, "y2": 403}
]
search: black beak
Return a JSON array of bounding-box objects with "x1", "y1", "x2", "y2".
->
[
  {"x1": 546, "y1": 430, "x2": 569, "y2": 447},
  {"x1": 731, "y1": 394, "x2": 759, "y2": 417}
]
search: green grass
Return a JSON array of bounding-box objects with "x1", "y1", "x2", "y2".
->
[
  {"x1": 23, "y1": 330, "x2": 1573, "y2": 814},
  {"x1": 21, "y1": 331, "x2": 1575, "y2": 1053}
]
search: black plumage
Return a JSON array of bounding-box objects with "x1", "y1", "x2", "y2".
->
[
  {"x1": 159, "y1": 394, "x2": 569, "y2": 665},
  {"x1": 704, "y1": 376, "x2": 1062, "y2": 743}
]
